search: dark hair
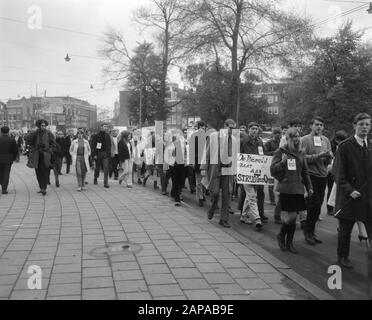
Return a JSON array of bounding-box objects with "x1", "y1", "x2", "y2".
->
[
  {"x1": 311, "y1": 116, "x2": 325, "y2": 125},
  {"x1": 289, "y1": 118, "x2": 302, "y2": 126},
  {"x1": 353, "y1": 113, "x2": 371, "y2": 124},
  {"x1": 1, "y1": 126, "x2": 9, "y2": 134},
  {"x1": 248, "y1": 122, "x2": 259, "y2": 129},
  {"x1": 35, "y1": 119, "x2": 48, "y2": 128},
  {"x1": 335, "y1": 130, "x2": 348, "y2": 142},
  {"x1": 272, "y1": 127, "x2": 282, "y2": 135},
  {"x1": 281, "y1": 125, "x2": 289, "y2": 130},
  {"x1": 224, "y1": 119, "x2": 236, "y2": 127},
  {"x1": 197, "y1": 120, "x2": 206, "y2": 129}
]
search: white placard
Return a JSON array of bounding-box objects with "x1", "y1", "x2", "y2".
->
[{"x1": 237, "y1": 153, "x2": 274, "y2": 185}]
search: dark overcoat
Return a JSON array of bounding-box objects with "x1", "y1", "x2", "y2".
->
[{"x1": 334, "y1": 137, "x2": 372, "y2": 222}]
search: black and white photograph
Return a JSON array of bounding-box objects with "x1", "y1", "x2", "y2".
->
[{"x1": 0, "y1": 0, "x2": 372, "y2": 305}]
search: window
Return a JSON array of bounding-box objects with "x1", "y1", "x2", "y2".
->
[
  {"x1": 273, "y1": 107, "x2": 279, "y2": 115},
  {"x1": 268, "y1": 96, "x2": 274, "y2": 104},
  {"x1": 268, "y1": 107, "x2": 273, "y2": 115}
]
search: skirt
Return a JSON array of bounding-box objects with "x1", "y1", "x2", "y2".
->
[{"x1": 279, "y1": 193, "x2": 307, "y2": 212}]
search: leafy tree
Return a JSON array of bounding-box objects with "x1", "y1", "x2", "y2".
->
[
  {"x1": 281, "y1": 23, "x2": 372, "y2": 136},
  {"x1": 182, "y1": 63, "x2": 271, "y2": 128},
  {"x1": 126, "y1": 42, "x2": 163, "y2": 125}
]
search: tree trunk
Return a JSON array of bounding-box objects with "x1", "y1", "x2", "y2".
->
[{"x1": 157, "y1": 22, "x2": 170, "y2": 121}]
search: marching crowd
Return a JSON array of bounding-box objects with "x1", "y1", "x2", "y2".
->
[{"x1": 0, "y1": 112, "x2": 371, "y2": 270}]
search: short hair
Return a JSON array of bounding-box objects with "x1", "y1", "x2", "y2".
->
[
  {"x1": 196, "y1": 120, "x2": 206, "y2": 129},
  {"x1": 353, "y1": 113, "x2": 371, "y2": 124},
  {"x1": 224, "y1": 119, "x2": 236, "y2": 127},
  {"x1": 248, "y1": 122, "x2": 259, "y2": 129},
  {"x1": 335, "y1": 130, "x2": 348, "y2": 142},
  {"x1": 272, "y1": 127, "x2": 282, "y2": 135},
  {"x1": 121, "y1": 130, "x2": 130, "y2": 139},
  {"x1": 35, "y1": 119, "x2": 48, "y2": 128},
  {"x1": 311, "y1": 116, "x2": 325, "y2": 125},
  {"x1": 289, "y1": 118, "x2": 302, "y2": 126},
  {"x1": 1, "y1": 126, "x2": 10, "y2": 134},
  {"x1": 281, "y1": 125, "x2": 289, "y2": 130}
]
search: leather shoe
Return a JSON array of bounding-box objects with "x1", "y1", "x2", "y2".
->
[
  {"x1": 94, "y1": 179, "x2": 98, "y2": 185},
  {"x1": 313, "y1": 234, "x2": 322, "y2": 244},
  {"x1": 104, "y1": 185, "x2": 110, "y2": 188},
  {"x1": 207, "y1": 209, "x2": 214, "y2": 220},
  {"x1": 219, "y1": 220, "x2": 231, "y2": 228},
  {"x1": 2, "y1": 190, "x2": 8, "y2": 194},
  {"x1": 304, "y1": 232, "x2": 316, "y2": 245},
  {"x1": 198, "y1": 199, "x2": 204, "y2": 207},
  {"x1": 338, "y1": 257, "x2": 353, "y2": 269}
]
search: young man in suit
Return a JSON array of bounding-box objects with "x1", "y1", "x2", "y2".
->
[{"x1": 0, "y1": 126, "x2": 19, "y2": 194}]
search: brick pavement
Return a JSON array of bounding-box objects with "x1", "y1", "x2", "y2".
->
[{"x1": 0, "y1": 159, "x2": 318, "y2": 300}]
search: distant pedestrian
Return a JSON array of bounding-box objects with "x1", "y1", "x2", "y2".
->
[
  {"x1": 118, "y1": 131, "x2": 134, "y2": 188},
  {"x1": 91, "y1": 123, "x2": 111, "y2": 188},
  {"x1": 25, "y1": 120, "x2": 56, "y2": 196},
  {"x1": 334, "y1": 113, "x2": 372, "y2": 269},
  {"x1": 301, "y1": 116, "x2": 333, "y2": 245},
  {"x1": 50, "y1": 131, "x2": 65, "y2": 187},
  {"x1": 265, "y1": 127, "x2": 282, "y2": 224},
  {"x1": 109, "y1": 129, "x2": 120, "y2": 180},
  {"x1": 189, "y1": 121, "x2": 207, "y2": 206},
  {"x1": 70, "y1": 129, "x2": 91, "y2": 192},
  {"x1": 0, "y1": 126, "x2": 19, "y2": 194},
  {"x1": 271, "y1": 128, "x2": 313, "y2": 253},
  {"x1": 64, "y1": 129, "x2": 74, "y2": 174}
]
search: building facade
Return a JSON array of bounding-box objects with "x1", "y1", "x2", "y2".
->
[
  {"x1": 1, "y1": 96, "x2": 97, "y2": 131},
  {"x1": 252, "y1": 82, "x2": 286, "y2": 118}
]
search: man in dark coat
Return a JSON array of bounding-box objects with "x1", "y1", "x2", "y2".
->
[
  {"x1": 25, "y1": 119, "x2": 56, "y2": 195},
  {"x1": 334, "y1": 113, "x2": 372, "y2": 269},
  {"x1": 91, "y1": 123, "x2": 111, "y2": 188},
  {"x1": 0, "y1": 126, "x2": 19, "y2": 194}
]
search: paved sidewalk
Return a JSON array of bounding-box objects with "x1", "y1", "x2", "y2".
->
[{"x1": 0, "y1": 159, "x2": 320, "y2": 300}]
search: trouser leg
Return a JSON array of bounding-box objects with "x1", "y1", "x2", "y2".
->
[
  {"x1": 220, "y1": 175, "x2": 231, "y2": 222},
  {"x1": 268, "y1": 185, "x2": 275, "y2": 204},
  {"x1": 306, "y1": 175, "x2": 327, "y2": 234},
  {"x1": 256, "y1": 185, "x2": 265, "y2": 217},
  {"x1": 0, "y1": 164, "x2": 11, "y2": 191},
  {"x1": 337, "y1": 219, "x2": 355, "y2": 259},
  {"x1": 102, "y1": 156, "x2": 109, "y2": 186},
  {"x1": 195, "y1": 171, "x2": 205, "y2": 200},
  {"x1": 242, "y1": 184, "x2": 261, "y2": 221},
  {"x1": 76, "y1": 160, "x2": 83, "y2": 187}
]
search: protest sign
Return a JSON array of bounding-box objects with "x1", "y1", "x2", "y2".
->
[{"x1": 237, "y1": 153, "x2": 274, "y2": 185}]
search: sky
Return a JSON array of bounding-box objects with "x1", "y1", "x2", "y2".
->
[{"x1": 1, "y1": 0, "x2": 372, "y2": 112}]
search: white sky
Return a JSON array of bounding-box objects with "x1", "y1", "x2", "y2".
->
[{"x1": 1, "y1": 0, "x2": 372, "y2": 111}]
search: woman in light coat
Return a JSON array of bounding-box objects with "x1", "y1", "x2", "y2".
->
[{"x1": 70, "y1": 129, "x2": 91, "y2": 191}]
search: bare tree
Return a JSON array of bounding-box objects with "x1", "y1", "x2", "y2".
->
[
  {"x1": 134, "y1": 0, "x2": 193, "y2": 120},
  {"x1": 181, "y1": 0, "x2": 313, "y2": 122}
]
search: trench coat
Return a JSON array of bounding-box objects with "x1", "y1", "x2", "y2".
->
[
  {"x1": 25, "y1": 129, "x2": 56, "y2": 169},
  {"x1": 69, "y1": 138, "x2": 91, "y2": 174},
  {"x1": 333, "y1": 136, "x2": 372, "y2": 222},
  {"x1": 200, "y1": 130, "x2": 238, "y2": 194}
]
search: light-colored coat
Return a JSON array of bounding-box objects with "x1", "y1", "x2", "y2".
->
[
  {"x1": 200, "y1": 130, "x2": 238, "y2": 194},
  {"x1": 69, "y1": 138, "x2": 91, "y2": 173}
]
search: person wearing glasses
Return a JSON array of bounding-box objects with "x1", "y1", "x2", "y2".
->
[
  {"x1": 70, "y1": 129, "x2": 91, "y2": 192},
  {"x1": 25, "y1": 119, "x2": 56, "y2": 196}
]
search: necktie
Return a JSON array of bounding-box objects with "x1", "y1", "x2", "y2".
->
[{"x1": 363, "y1": 140, "x2": 368, "y2": 160}]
